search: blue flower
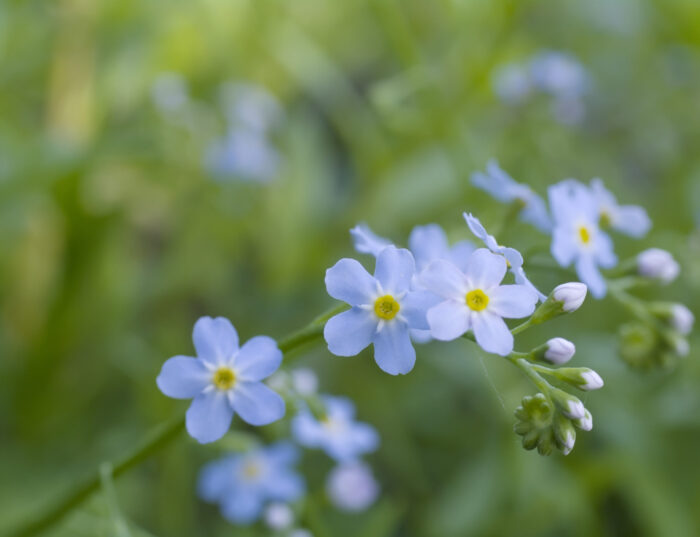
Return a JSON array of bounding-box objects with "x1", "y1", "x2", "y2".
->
[
  {"x1": 529, "y1": 51, "x2": 589, "y2": 99},
  {"x1": 324, "y1": 246, "x2": 437, "y2": 375},
  {"x1": 198, "y1": 442, "x2": 304, "y2": 525},
  {"x1": 589, "y1": 178, "x2": 651, "y2": 238},
  {"x1": 548, "y1": 180, "x2": 617, "y2": 298},
  {"x1": 471, "y1": 160, "x2": 552, "y2": 232},
  {"x1": 205, "y1": 128, "x2": 280, "y2": 183},
  {"x1": 350, "y1": 223, "x2": 393, "y2": 257},
  {"x1": 292, "y1": 396, "x2": 379, "y2": 461},
  {"x1": 464, "y1": 213, "x2": 546, "y2": 301},
  {"x1": 420, "y1": 248, "x2": 538, "y2": 355},
  {"x1": 157, "y1": 316, "x2": 285, "y2": 444},
  {"x1": 408, "y1": 224, "x2": 476, "y2": 273}
]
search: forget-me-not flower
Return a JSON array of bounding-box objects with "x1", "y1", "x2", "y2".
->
[
  {"x1": 465, "y1": 213, "x2": 546, "y2": 301},
  {"x1": 157, "y1": 316, "x2": 285, "y2": 444},
  {"x1": 198, "y1": 442, "x2": 304, "y2": 524},
  {"x1": 326, "y1": 461, "x2": 380, "y2": 512},
  {"x1": 530, "y1": 51, "x2": 589, "y2": 99},
  {"x1": 205, "y1": 128, "x2": 280, "y2": 183},
  {"x1": 324, "y1": 246, "x2": 437, "y2": 375},
  {"x1": 292, "y1": 396, "x2": 379, "y2": 462},
  {"x1": 420, "y1": 248, "x2": 539, "y2": 355},
  {"x1": 408, "y1": 224, "x2": 475, "y2": 273},
  {"x1": 471, "y1": 160, "x2": 551, "y2": 232},
  {"x1": 549, "y1": 180, "x2": 617, "y2": 298},
  {"x1": 589, "y1": 178, "x2": 651, "y2": 238}
]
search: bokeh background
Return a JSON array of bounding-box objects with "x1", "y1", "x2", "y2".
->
[{"x1": 2, "y1": 0, "x2": 700, "y2": 536}]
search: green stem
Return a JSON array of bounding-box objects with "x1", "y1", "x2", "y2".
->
[
  {"x1": 511, "y1": 318, "x2": 535, "y2": 336},
  {"x1": 8, "y1": 304, "x2": 346, "y2": 537},
  {"x1": 506, "y1": 355, "x2": 554, "y2": 398}
]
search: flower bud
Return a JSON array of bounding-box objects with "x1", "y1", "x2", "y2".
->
[
  {"x1": 542, "y1": 338, "x2": 576, "y2": 364},
  {"x1": 553, "y1": 282, "x2": 587, "y2": 312},
  {"x1": 550, "y1": 388, "x2": 586, "y2": 419},
  {"x1": 530, "y1": 283, "x2": 587, "y2": 324},
  {"x1": 573, "y1": 408, "x2": 593, "y2": 431},
  {"x1": 554, "y1": 367, "x2": 604, "y2": 391},
  {"x1": 637, "y1": 248, "x2": 680, "y2": 284},
  {"x1": 552, "y1": 414, "x2": 577, "y2": 455},
  {"x1": 670, "y1": 304, "x2": 694, "y2": 336},
  {"x1": 264, "y1": 503, "x2": 294, "y2": 530},
  {"x1": 513, "y1": 394, "x2": 556, "y2": 456}
]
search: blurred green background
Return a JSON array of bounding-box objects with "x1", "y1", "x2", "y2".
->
[{"x1": 1, "y1": 0, "x2": 700, "y2": 536}]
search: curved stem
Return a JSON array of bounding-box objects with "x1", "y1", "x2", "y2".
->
[{"x1": 8, "y1": 305, "x2": 345, "y2": 537}]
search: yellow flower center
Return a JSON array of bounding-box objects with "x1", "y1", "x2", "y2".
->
[
  {"x1": 578, "y1": 226, "x2": 591, "y2": 245},
  {"x1": 466, "y1": 289, "x2": 489, "y2": 311},
  {"x1": 212, "y1": 367, "x2": 236, "y2": 391},
  {"x1": 599, "y1": 210, "x2": 612, "y2": 229},
  {"x1": 242, "y1": 460, "x2": 261, "y2": 479},
  {"x1": 374, "y1": 295, "x2": 400, "y2": 320}
]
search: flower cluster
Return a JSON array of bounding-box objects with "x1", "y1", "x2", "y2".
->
[
  {"x1": 472, "y1": 159, "x2": 693, "y2": 369},
  {"x1": 492, "y1": 50, "x2": 589, "y2": 125}
]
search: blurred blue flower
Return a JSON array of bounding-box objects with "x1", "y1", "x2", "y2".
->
[
  {"x1": 408, "y1": 224, "x2": 476, "y2": 273},
  {"x1": 420, "y1": 249, "x2": 538, "y2": 355},
  {"x1": 219, "y1": 82, "x2": 283, "y2": 134},
  {"x1": 491, "y1": 63, "x2": 533, "y2": 104},
  {"x1": 198, "y1": 442, "x2": 304, "y2": 525},
  {"x1": 530, "y1": 51, "x2": 589, "y2": 99},
  {"x1": 156, "y1": 316, "x2": 285, "y2": 444},
  {"x1": 324, "y1": 246, "x2": 438, "y2": 375},
  {"x1": 292, "y1": 396, "x2": 379, "y2": 461},
  {"x1": 471, "y1": 160, "x2": 552, "y2": 232},
  {"x1": 326, "y1": 460, "x2": 379, "y2": 512},
  {"x1": 465, "y1": 213, "x2": 546, "y2": 301},
  {"x1": 589, "y1": 178, "x2": 651, "y2": 237},
  {"x1": 549, "y1": 180, "x2": 617, "y2": 298},
  {"x1": 205, "y1": 128, "x2": 280, "y2": 183},
  {"x1": 350, "y1": 223, "x2": 394, "y2": 257}
]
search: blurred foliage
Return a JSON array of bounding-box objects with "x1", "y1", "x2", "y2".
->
[{"x1": 1, "y1": 0, "x2": 700, "y2": 536}]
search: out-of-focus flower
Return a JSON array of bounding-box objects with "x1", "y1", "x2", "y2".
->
[
  {"x1": 549, "y1": 180, "x2": 617, "y2": 298},
  {"x1": 326, "y1": 461, "x2": 379, "y2": 512},
  {"x1": 589, "y1": 179, "x2": 651, "y2": 237},
  {"x1": 198, "y1": 442, "x2": 304, "y2": 524},
  {"x1": 151, "y1": 72, "x2": 189, "y2": 113},
  {"x1": 530, "y1": 51, "x2": 589, "y2": 98},
  {"x1": 205, "y1": 128, "x2": 280, "y2": 183},
  {"x1": 219, "y1": 82, "x2": 283, "y2": 134},
  {"x1": 291, "y1": 368, "x2": 319, "y2": 396},
  {"x1": 324, "y1": 246, "x2": 437, "y2": 375},
  {"x1": 156, "y1": 317, "x2": 285, "y2": 443},
  {"x1": 408, "y1": 224, "x2": 476, "y2": 273},
  {"x1": 465, "y1": 213, "x2": 546, "y2": 301},
  {"x1": 637, "y1": 248, "x2": 680, "y2": 284},
  {"x1": 264, "y1": 502, "x2": 294, "y2": 530},
  {"x1": 492, "y1": 63, "x2": 533, "y2": 104},
  {"x1": 292, "y1": 396, "x2": 379, "y2": 462},
  {"x1": 420, "y1": 249, "x2": 538, "y2": 355},
  {"x1": 470, "y1": 161, "x2": 551, "y2": 232},
  {"x1": 350, "y1": 224, "x2": 393, "y2": 257}
]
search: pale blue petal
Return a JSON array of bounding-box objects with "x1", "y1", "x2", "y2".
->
[
  {"x1": 472, "y1": 311, "x2": 513, "y2": 356},
  {"x1": 551, "y1": 227, "x2": 577, "y2": 266},
  {"x1": 324, "y1": 308, "x2": 376, "y2": 357},
  {"x1": 408, "y1": 224, "x2": 450, "y2": 271},
  {"x1": 576, "y1": 255, "x2": 607, "y2": 298},
  {"x1": 419, "y1": 259, "x2": 467, "y2": 299},
  {"x1": 326, "y1": 258, "x2": 377, "y2": 306},
  {"x1": 521, "y1": 194, "x2": 552, "y2": 233},
  {"x1": 263, "y1": 470, "x2": 305, "y2": 501},
  {"x1": 410, "y1": 328, "x2": 433, "y2": 344},
  {"x1": 374, "y1": 246, "x2": 415, "y2": 294},
  {"x1": 349, "y1": 423, "x2": 380, "y2": 454},
  {"x1": 464, "y1": 213, "x2": 500, "y2": 251},
  {"x1": 193, "y1": 316, "x2": 239, "y2": 366},
  {"x1": 220, "y1": 489, "x2": 264, "y2": 524},
  {"x1": 264, "y1": 441, "x2": 300, "y2": 466},
  {"x1": 291, "y1": 411, "x2": 324, "y2": 447},
  {"x1": 156, "y1": 356, "x2": 210, "y2": 399},
  {"x1": 488, "y1": 285, "x2": 538, "y2": 318},
  {"x1": 464, "y1": 249, "x2": 507, "y2": 290},
  {"x1": 325, "y1": 395, "x2": 357, "y2": 421},
  {"x1": 186, "y1": 391, "x2": 233, "y2": 444},
  {"x1": 400, "y1": 290, "x2": 440, "y2": 330},
  {"x1": 233, "y1": 336, "x2": 282, "y2": 382},
  {"x1": 373, "y1": 322, "x2": 416, "y2": 375},
  {"x1": 448, "y1": 241, "x2": 476, "y2": 272},
  {"x1": 427, "y1": 300, "x2": 471, "y2": 341},
  {"x1": 350, "y1": 224, "x2": 392, "y2": 257},
  {"x1": 593, "y1": 231, "x2": 617, "y2": 269},
  {"x1": 502, "y1": 247, "x2": 523, "y2": 269},
  {"x1": 231, "y1": 381, "x2": 285, "y2": 426},
  {"x1": 197, "y1": 457, "x2": 236, "y2": 502},
  {"x1": 613, "y1": 205, "x2": 651, "y2": 238}
]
